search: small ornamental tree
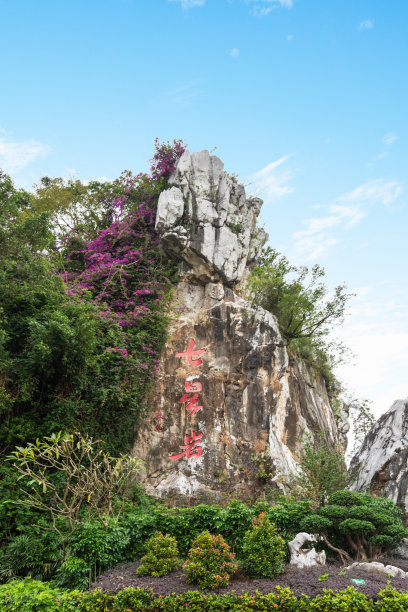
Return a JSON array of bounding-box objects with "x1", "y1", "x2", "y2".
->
[
  {"x1": 137, "y1": 532, "x2": 180, "y2": 577},
  {"x1": 300, "y1": 490, "x2": 408, "y2": 562},
  {"x1": 8, "y1": 432, "x2": 144, "y2": 552},
  {"x1": 183, "y1": 531, "x2": 238, "y2": 589},
  {"x1": 241, "y1": 513, "x2": 286, "y2": 578}
]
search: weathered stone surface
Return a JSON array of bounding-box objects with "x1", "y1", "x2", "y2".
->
[
  {"x1": 133, "y1": 150, "x2": 346, "y2": 500},
  {"x1": 392, "y1": 538, "x2": 408, "y2": 559},
  {"x1": 349, "y1": 399, "x2": 408, "y2": 515},
  {"x1": 346, "y1": 562, "x2": 407, "y2": 578},
  {"x1": 133, "y1": 281, "x2": 341, "y2": 500},
  {"x1": 288, "y1": 533, "x2": 326, "y2": 568},
  {"x1": 156, "y1": 150, "x2": 268, "y2": 285}
]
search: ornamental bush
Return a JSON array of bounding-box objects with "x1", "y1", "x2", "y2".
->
[
  {"x1": 183, "y1": 531, "x2": 238, "y2": 589},
  {"x1": 137, "y1": 531, "x2": 181, "y2": 577},
  {"x1": 241, "y1": 512, "x2": 286, "y2": 578},
  {"x1": 301, "y1": 491, "x2": 408, "y2": 562}
]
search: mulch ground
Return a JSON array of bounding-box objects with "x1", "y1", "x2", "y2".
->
[{"x1": 92, "y1": 557, "x2": 408, "y2": 600}]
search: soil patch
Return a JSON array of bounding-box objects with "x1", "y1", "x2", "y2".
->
[{"x1": 92, "y1": 557, "x2": 408, "y2": 600}]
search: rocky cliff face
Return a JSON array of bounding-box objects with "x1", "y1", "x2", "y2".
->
[
  {"x1": 133, "y1": 150, "x2": 347, "y2": 501},
  {"x1": 350, "y1": 399, "x2": 408, "y2": 516}
]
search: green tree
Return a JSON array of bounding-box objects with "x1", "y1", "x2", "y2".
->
[
  {"x1": 29, "y1": 176, "x2": 114, "y2": 243},
  {"x1": 300, "y1": 490, "x2": 408, "y2": 562},
  {"x1": 8, "y1": 432, "x2": 144, "y2": 552},
  {"x1": 248, "y1": 247, "x2": 353, "y2": 342},
  {"x1": 289, "y1": 435, "x2": 348, "y2": 507},
  {"x1": 247, "y1": 247, "x2": 354, "y2": 394}
]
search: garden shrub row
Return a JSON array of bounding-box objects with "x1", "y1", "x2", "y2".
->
[{"x1": 2, "y1": 580, "x2": 408, "y2": 611}]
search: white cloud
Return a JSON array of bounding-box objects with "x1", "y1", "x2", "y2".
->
[
  {"x1": 359, "y1": 19, "x2": 374, "y2": 30},
  {"x1": 229, "y1": 48, "x2": 240, "y2": 58},
  {"x1": 247, "y1": 0, "x2": 293, "y2": 17},
  {"x1": 0, "y1": 137, "x2": 50, "y2": 173},
  {"x1": 338, "y1": 179, "x2": 403, "y2": 207},
  {"x1": 249, "y1": 154, "x2": 294, "y2": 201},
  {"x1": 382, "y1": 132, "x2": 398, "y2": 147},
  {"x1": 287, "y1": 34, "x2": 293, "y2": 41},
  {"x1": 291, "y1": 179, "x2": 404, "y2": 260},
  {"x1": 169, "y1": 0, "x2": 205, "y2": 7}
]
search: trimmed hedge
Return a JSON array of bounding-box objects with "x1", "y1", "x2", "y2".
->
[{"x1": 2, "y1": 580, "x2": 408, "y2": 611}]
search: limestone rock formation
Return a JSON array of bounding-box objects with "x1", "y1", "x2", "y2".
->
[
  {"x1": 133, "y1": 150, "x2": 346, "y2": 500},
  {"x1": 288, "y1": 533, "x2": 326, "y2": 568},
  {"x1": 350, "y1": 398, "x2": 408, "y2": 515},
  {"x1": 156, "y1": 149, "x2": 268, "y2": 285},
  {"x1": 345, "y1": 562, "x2": 407, "y2": 579}
]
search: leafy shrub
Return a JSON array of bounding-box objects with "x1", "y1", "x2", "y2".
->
[
  {"x1": 299, "y1": 586, "x2": 373, "y2": 611},
  {"x1": 0, "y1": 579, "x2": 68, "y2": 612},
  {"x1": 0, "y1": 534, "x2": 62, "y2": 583},
  {"x1": 137, "y1": 531, "x2": 180, "y2": 577},
  {"x1": 183, "y1": 531, "x2": 238, "y2": 589},
  {"x1": 55, "y1": 556, "x2": 89, "y2": 590},
  {"x1": 241, "y1": 513, "x2": 286, "y2": 578},
  {"x1": 375, "y1": 583, "x2": 408, "y2": 611}
]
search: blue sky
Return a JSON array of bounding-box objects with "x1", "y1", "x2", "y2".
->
[{"x1": 1, "y1": 0, "x2": 407, "y2": 420}]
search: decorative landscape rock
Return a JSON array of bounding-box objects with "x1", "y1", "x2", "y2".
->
[
  {"x1": 133, "y1": 150, "x2": 347, "y2": 500},
  {"x1": 288, "y1": 533, "x2": 326, "y2": 569},
  {"x1": 349, "y1": 399, "x2": 408, "y2": 516},
  {"x1": 346, "y1": 562, "x2": 407, "y2": 579}
]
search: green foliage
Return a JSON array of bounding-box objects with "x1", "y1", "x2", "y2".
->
[
  {"x1": 318, "y1": 504, "x2": 348, "y2": 520},
  {"x1": 241, "y1": 513, "x2": 286, "y2": 578},
  {"x1": 300, "y1": 515, "x2": 333, "y2": 534},
  {"x1": 339, "y1": 518, "x2": 376, "y2": 536},
  {"x1": 303, "y1": 491, "x2": 407, "y2": 562},
  {"x1": 0, "y1": 533, "x2": 62, "y2": 583},
  {"x1": 30, "y1": 176, "x2": 114, "y2": 242},
  {"x1": 348, "y1": 397, "x2": 376, "y2": 455},
  {"x1": 8, "y1": 432, "x2": 143, "y2": 559},
  {"x1": 247, "y1": 247, "x2": 354, "y2": 394},
  {"x1": 289, "y1": 435, "x2": 348, "y2": 506},
  {"x1": 328, "y1": 490, "x2": 366, "y2": 507},
  {"x1": 299, "y1": 586, "x2": 373, "y2": 611},
  {"x1": 137, "y1": 531, "x2": 180, "y2": 577},
  {"x1": 183, "y1": 531, "x2": 238, "y2": 589},
  {"x1": 8, "y1": 581, "x2": 408, "y2": 611}
]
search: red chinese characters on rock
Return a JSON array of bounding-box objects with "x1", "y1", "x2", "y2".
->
[
  {"x1": 169, "y1": 338, "x2": 207, "y2": 463},
  {"x1": 154, "y1": 411, "x2": 163, "y2": 431},
  {"x1": 169, "y1": 431, "x2": 203, "y2": 462},
  {"x1": 176, "y1": 338, "x2": 206, "y2": 366}
]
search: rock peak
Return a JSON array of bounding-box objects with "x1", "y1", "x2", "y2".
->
[{"x1": 155, "y1": 149, "x2": 268, "y2": 285}]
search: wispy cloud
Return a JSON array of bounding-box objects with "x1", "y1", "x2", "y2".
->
[
  {"x1": 292, "y1": 179, "x2": 404, "y2": 260},
  {"x1": 0, "y1": 136, "x2": 50, "y2": 173},
  {"x1": 382, "y1": 132, "x2": 398, "y2": 147},
  {"x1": 249, "y1": 154, "x2": 294, "y2": 201},
  {"x1": 338, "y1": 179, "x2": 403, "y2": 207},
  {"x1": 369, "y1": 132, "x2": 398, "y2": 164},
  {"x1": 169, "y1": 0, "x2": 205, "y2": 8},
  {"x1": 229, "y1": 48, "x2": 240, "y2": 58},
  {"x1": 359, "y1": 18, "x2": 374, "y2": 30},
  {"x1": 246, "y1": 0, "x2": 293, "y2": 17},
  {"x1": 161, "y1": 80, "x2": 203, "y2": 107}
]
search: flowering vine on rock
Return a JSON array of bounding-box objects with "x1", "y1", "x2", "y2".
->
[{"x1": 58, "y1": 139, "x2": 185, "y2": 442}]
